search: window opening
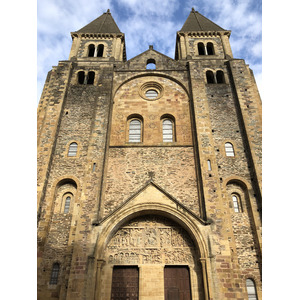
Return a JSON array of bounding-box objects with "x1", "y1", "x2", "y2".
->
[
  {"x1": 207, "y1": 42, "x2": 214, "y2": 55},
  {"x1": 88, "y1": 44, "x2": 95, "y2": 57},
  {"x1": 129, "y1": 119, "x2": 142, "y2": 142},
  {"x1": 206, "y1": 71, "x2": 215, "y2": 84},
  {"x1": 163, "y1": 119, "x2": 174, "y2": 142},
  {"x1": 64, "y1": 196, "x2": 71, "y2": 213},
  {"x1": 87, "y1": 71, "x2": 95, "y2": 85},
  {"x1": 145, "y1": 89, "x2": 158, "y2": 99},
  {"x1": 232, "y1": 195, "x2": 240, "y2": 212},
  {"x1": 78, "y1": 71, "x2": 85, "y2": 84},
  {"x1": 68, "y1": 142, "x2": 78, "y2": 157},
  {"x1": 246, "y1": 279, "x2": 258, "y2": 300},
  {"x1": 225, "y1": 142, "x2": 235, "y2": 156},
  {"x1": 207, "y1": 160, "x2": 212, "y2": 171},
  {"x1": 216, "y1": 70, "x2": 225, "y2": 83},
  {"x1": 146, "y1": 58, "x2": 156, "y2": 69},
  {"x1": 198, "y1": 42, "x2": 205, "y2": 55},
  {"x1": 50, "y1": 263, "x2": 60, "y2": 285},
  {"x1": 97, "y1": 44, "x2": 104, "y2": 57},
  {"x1": 92, "y1": 163, "x2": 96, "y2": 172}
]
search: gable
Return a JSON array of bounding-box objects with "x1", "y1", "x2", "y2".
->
[{"x1": 115, "y1": 47, "x2": 185, "y2": 71}]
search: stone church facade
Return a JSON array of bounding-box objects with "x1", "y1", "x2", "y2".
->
[{"x1": 37, "y1": 8, "x2": 262, "y2": 300}]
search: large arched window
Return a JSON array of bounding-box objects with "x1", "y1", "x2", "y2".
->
[
  {"x1": 50, "y1": 263, "x2": 60, "y2": 285},
  {"x1": 128, "y1": 119, "x2": 142, "y2": 142},
  {"x1": 68, "y1": 142, "x2": 78, "y2": 157},
  {"x1": 162, "y1": 119, "x2": 174, "y2": 142},
  {"x1": 246, "y1": 279, "x2": 258, "y2": 300},
  {"x1": 225, "y1": 142, "x2": 235, "y2": 157}
]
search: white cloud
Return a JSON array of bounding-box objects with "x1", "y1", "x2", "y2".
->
[{"x1": 37, "y1": 0, "x2": 262, "y2": 101}]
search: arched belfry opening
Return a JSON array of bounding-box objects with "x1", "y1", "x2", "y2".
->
[{"x1": 95, "y1": 213, "x2": 207, "y2": 300}]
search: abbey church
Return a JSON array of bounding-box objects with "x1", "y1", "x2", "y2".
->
[{"x1": 37, "y1": 8, "x2": 262, "y2": 300}]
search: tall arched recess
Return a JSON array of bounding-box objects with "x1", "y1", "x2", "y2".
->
[
  {"x1": 109, "y1": 74, "x2": 207, "y2": 220},
  {"x1": 93, "y1": 208, "x2": 210, "y2": 300}
]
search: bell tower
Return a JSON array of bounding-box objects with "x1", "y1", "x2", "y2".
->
[
  {"x1": 69, "y1": 9, "x2": 126, "y2": 61},
  {"x1": 175, "y1": 8, "x2": 233, "y2": 60}
]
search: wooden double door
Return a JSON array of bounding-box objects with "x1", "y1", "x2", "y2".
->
[{"x1": 111, "y1": 266, "x2": 191, "y2": 300}]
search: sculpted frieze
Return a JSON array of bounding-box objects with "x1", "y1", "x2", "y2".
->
[{"x1": 105, "y1": 215, "x2": 196, "y2": 265}]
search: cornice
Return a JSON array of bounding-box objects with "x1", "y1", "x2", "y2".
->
[
  {"x1": 177, "y1": 30, "x2": 231, "y2": 38},
  {"x1": 71, "y1": 32, "x2": 124, "y2": 39}
]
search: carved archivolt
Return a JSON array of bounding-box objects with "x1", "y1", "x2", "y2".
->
[{"x1": 105, "y1": 215, "x2": 197, "y2": 265}]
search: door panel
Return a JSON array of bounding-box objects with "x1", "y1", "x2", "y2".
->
[
  {"x1": 164, "y1": 266, "x2": 191, "y2": 300},
  {"x1": 111, "y1": 266, "x2": 139, "y2": 300}
]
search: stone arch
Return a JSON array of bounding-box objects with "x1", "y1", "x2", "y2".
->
[
  {"x1": 224, "y1": 178, "x2": 262, "y2": 275},
  {"x1": 93, "y1": 205, "x2": 210, "y2": 300},
  {"x1": 97, "y1": 205, "x2": 208, "y2": 259},
  {"x1": 112, "y1": 73, "x2": 190, "y2": 99}
]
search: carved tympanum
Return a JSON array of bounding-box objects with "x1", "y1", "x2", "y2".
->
[{"x1": 105, "y1": 215, "x2": 196, "y2": 265}]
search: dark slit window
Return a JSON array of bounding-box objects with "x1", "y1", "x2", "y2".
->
[
  {"x1": 78, "y1": 71, "x2": 85, "y2": 84},
  {"x1": 207, "y1": 42, "x2": 214, "y2": 55},
  {"x1": 206, "y1": 70, "x2": 215, "y2": 84},
  {"x1": 88, "y1": 44, "x2": 95, "y2": 57},
  {"x1": 216, "y1": 70, "x2": 225, "y2": 83},
  {"x1": 164, "y1": 266, "x2": 191, "y2": 300},
  {"x1": 97, "y1": 44, "x2": 104, "y2": 57},
  {"x1": 111, "y1": 266, "x2": 139, "y2": 300},
  {"x1": 198, "y1": 42, "x2": 205, "y2": 55},
  {"x1": 87, "y1": 71, "x2": 95, "y2": 85}
]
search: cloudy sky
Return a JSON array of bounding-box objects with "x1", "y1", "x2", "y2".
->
[{"x1": 37, "y1": 0, "x2": 262, "y2": 101}]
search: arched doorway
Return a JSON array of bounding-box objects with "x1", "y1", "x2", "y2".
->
[{"x1": 99, "y1": 214, "x2": 206, "y2": 300}]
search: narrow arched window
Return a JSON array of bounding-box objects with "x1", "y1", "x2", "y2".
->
[
  {"x1": 87, "y1": 71, "x2": 95, "y2": 84},
  {"x1": 129, "y1": 119, "x2": 142, "y2": 142},
  {"x1": 198, "y1": 42, "x2": 205, "y2": 55},
  {"x1": 246, "y1": 279, "x2": 258, "y2": 300},
  {"x1": 78, "y1": 71, "x2": 85, "y2": 84},
  {"x1": 163, "y1": 119, "x2": 174, "y2": 142},
  {"x1": 146, "y1": 59, "x2": 156, "y2": 70},
  {"x1": 207, "y1": 160, "x2": 212, "y2": 171},
  {"x1": 207, "y1": 42, "x2": 214, "y2": 55},
  {"x1": 216, "y1": 70, "x2": 225, "y2": 83},
  {"x1": 50, "y1": 263, "x2": 60, "y2": 285},
  {"x1": 206, "y1": 71, "x2": 215, "y2": 84},
  {"x1": 97, "y1": 44, "x2": 104, "y2": 57},
  {"x1": 88, "y1": 44, "x2": 95, "y2": 57},
  {"x1": 64, "y1": 196, "x2": 71, "y2": 213},
  {"x1": 232, "y1": 194, "x2": 240, "y2": 212},
  {"x1": 68, "y1": 142, "x2": 78, "y2": 157},
  {"x1": 225, "y1": 142, "x2": 235, "y2": 157}
]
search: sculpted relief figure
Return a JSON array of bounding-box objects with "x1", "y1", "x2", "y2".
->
[{"x1": 106, "y1": 216, "x2": 196, "y2": 265}]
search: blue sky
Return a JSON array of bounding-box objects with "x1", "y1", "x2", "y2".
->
[{"x1": 37, "y1": 0, "x2": 262, "y2": 100}]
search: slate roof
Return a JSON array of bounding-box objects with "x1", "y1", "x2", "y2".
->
[
  {"x1": 75, "y1": 9, "x2": 121, "y2": 34},
  {"x1": 180, "y1": 8, "x2": 225, "y2": 32}
]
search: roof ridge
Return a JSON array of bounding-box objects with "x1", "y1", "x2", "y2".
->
[{"x1": 192, "y1": 7, "x2": 203, "y2": 30}]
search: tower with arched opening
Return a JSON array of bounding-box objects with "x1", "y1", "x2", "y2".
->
[{"x1": 37, "y1": 8, "x2": 262, "y2": 300}]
